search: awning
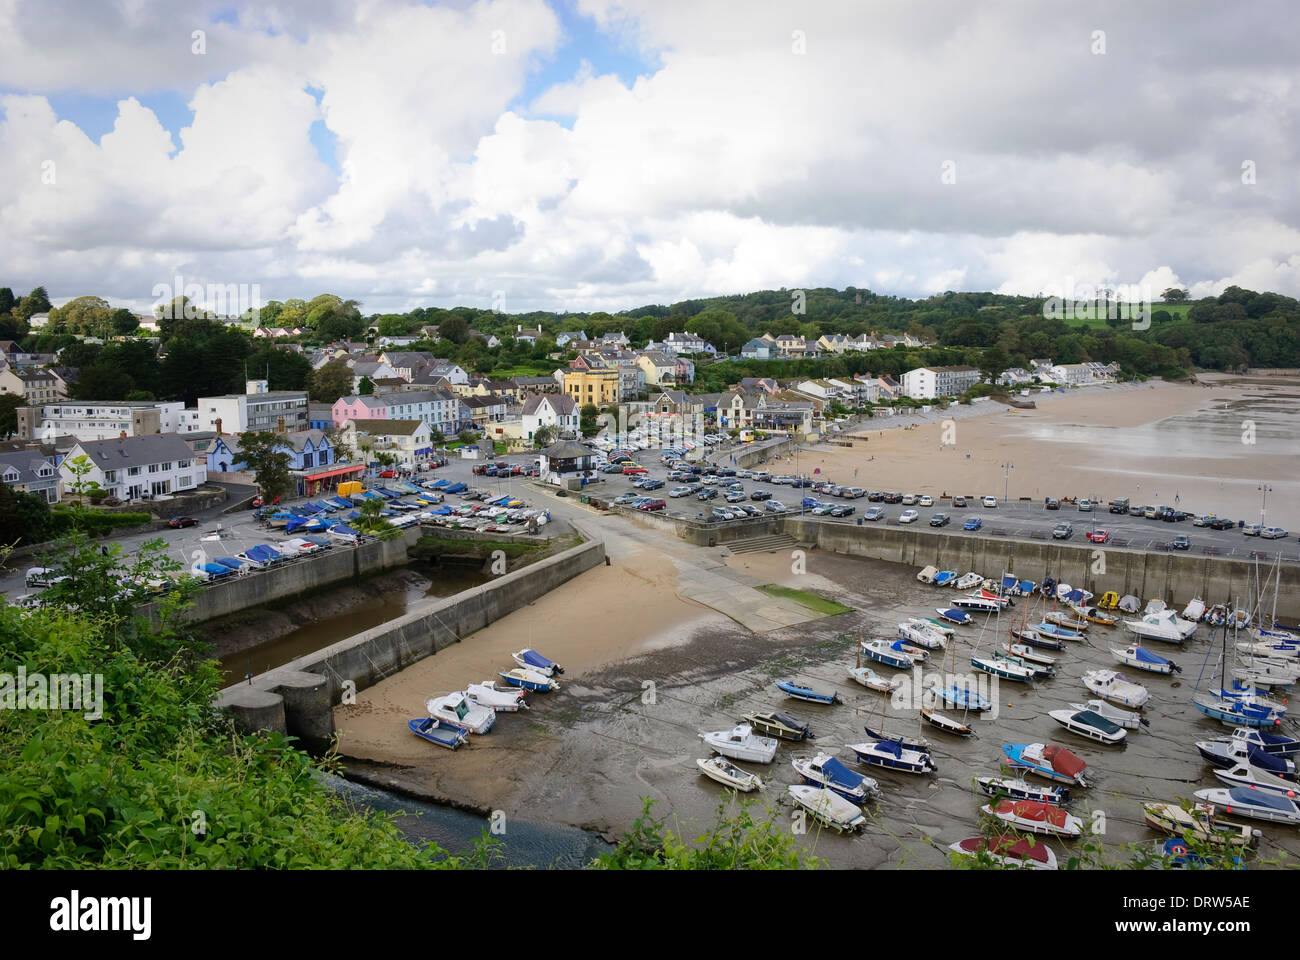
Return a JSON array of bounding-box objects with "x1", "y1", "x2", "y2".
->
[{"x1": 304, "y1": 464, "x2": 366, "y2": 481}]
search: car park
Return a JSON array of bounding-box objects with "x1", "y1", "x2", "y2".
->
[
  {"x1": 1052, "y1": 522, "x2": 1073, "y2": 539},
  {"x1": 1171, "y1": 534, "x2": 1190, "y2": 549},
  {"x1": 829, "y1": 504, "x2": 856, "y2": 518},
  {"x1": 765, "y1": 500, "x2": 788, "y2": 513},
  {"x1": 982, "y1": 496, "x2": 998, "y2": 508},
  {"x1": 1086, "y1": 529, "x2": 1110, "y2": 544},
  {"x1": 863, "y1": 507, "x2": 885, "y2": 521},
  {"x1": 929, "y1": 513, "x2": 950, "y2": 527},
  {"x1": 963, "y1": 516, "x2": 982, "y2": 530},
  {"x1": 899, "y1": 509, "x2": 919, "y2": 523}
]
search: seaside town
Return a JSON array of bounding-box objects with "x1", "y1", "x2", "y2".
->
[{"x1": 3, "y1": 3, "x2": 1299, "y2": 927}]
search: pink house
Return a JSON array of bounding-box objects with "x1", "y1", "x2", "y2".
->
[{"x1": 332, "y1": 395, "x2": 389, "y2": 428}]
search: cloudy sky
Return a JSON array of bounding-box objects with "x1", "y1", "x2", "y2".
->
[{"x1": 1, "y1": 0, "x2": 1296, "y2": 315}]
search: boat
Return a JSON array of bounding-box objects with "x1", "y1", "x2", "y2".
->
[
  {"x1": 897, "y1": 621, "x2": 947, "y2": 650},
  {"x1": 744, "y1": 711, "x2": 814, "y2": 742},
  {"x1": 1033, "y1": 621, "x2": 1084, "y2": 641},
  {"x1": 971, "y1": 654, "x2": 1036, "y2": 683},
  {"x1": 1148, "y1": 837, "x2": 1244, "y2": 869},
  {"x1": 512, "y1": 648, "x2": 565, "y2": 676},
  {"x1": 408, "y1": 716, "x2": 468, "y2": 750},
  {"x1": 1004, "y1": 642, "x2": 1056, "y2": 667},
  {"x1": 1192, "y1": 691, "x2": 1283, "y2": 728},
  {"x1": 1117, "y1": 594, "x2": 1141, "y2": 613},
  {"x1": 952, "y1": 595, "x2": 1002, "y2": 613},
  {"x1": 1045, "y1": 611, "x2": 1088, "y2": 631},
  {"x1": 1082, "y1": 669, "x2": 1149, "y2": 709},
  {"x1": 982, "y1": 799, "x2": 1084, "y2": 837},
  {"x1": 1069, "y1": 699, "x2": 1148, "y2": 729},
  {"x1": 426, "y1": 692, "x2": 496, "y2": 735},
  {"x1": 1012, "y1": 626, "x2": 1063, "y2": 651},
  {"x1": 999, "y1": 652, "x2": 1053, "y2": 678},
  {"x1": 696, "y1": 756, "x2": 764, "y2": 792},
  {"x1": 1143, "y1": 599, "x2": 1167, "y2": 615},
  {"x1": 860, "y1": 638, "x2": 928, "y2": 669},
  {"x1": 910, "y1": 617, "x2": 955, "y2": 637},
  {"x1": 700, "y1": 724, "x2": 779, "y2": 763},
  {"x1": 949, "y1": 835, "x2": 1057, "y2": 870},
  {"x1": 1143, "y1": 801, "x2": 1261, "y2": 847},
  {"x1": 1238, "y1": 639, "x2": 1300, "y2": 659},
  {"x1": 1182, "y1": 598, "x2": 1206, "y2": 622},
  {"x1": 1198, "y1": 736, "x2": 1296, "y2": 774},
  {"x1": 954, "y1": 572, "x2": 983, "y2": 590},
  {"x1": 921, "y1": 708, "x2": 973, "y2": 737},
  {"x1": 934, "y1": 570, "x2": 958, "y2": 587},
  {"x1": 775, "y1": 680, "x2": 843, "y2": 705},
  {"x1": 1213, "y1": 760, "x2": 1300, "y2": 797},
  {"x1": 497, "y1": 668, "x2": 558, "y2": 692},
  {"x1": 846, "y1": 666, "x2": 903, "y2": 694},
  {"x1": 466, "y1": 680, "x2": 529, "y2": 712},
  {"x1": 916, "y1": 565, "x2": 939, "y2": 584},
  {"x1": 1002, "y1": 743, "x2": 1089, "y2": 785},
  {"x1": 975, "y1": 588, "x2": 1013, "y2": 607},
  {"x1": 928, "y1": 680, "x2": 992, "y2": 712},
  {"x1": 862, "y1": 725, "x2": 931, "y2": 754},
  {"x1": 1111, "y1": 644, "x2": 1180, "y2": 675},
  {"x1": 975, "y1": 776, "x2": 1069, "y2": 806},
  {"x1": 1221, "y1": 726, "x2": 1300, "y2": 758},
  {"x1": 1097, "y1": 591, "x2": 1121, "y2": 610},
  {"x1": 1192, "y1": 787, "x2": 1300, "y2": 826},
  {"x1": 1124, "y1": 609, "x2": 1198, "y2": 644},
  {"x1": 792, "y1": 753, "x2": 880, "y2": 803},
  {"x1": 1070, "y1": 604, "x2": 1118, "y2": 627},
  {"x1": 1050, "y1": 708, "x2": 1127, "y2": 745},
  {"x1": 1231, "y1": 667, "x2": 1296, "y2": 690},
  {"x1": 936, "y1": 607, "x2": 973, "y2": 626},
  {"x1": 850, "y1": 738, "x2": 937, "y2": 774},
  {"x1": 787, "y1": 785, "x2": 867, "y2": 832}
]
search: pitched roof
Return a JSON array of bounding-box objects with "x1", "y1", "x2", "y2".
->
[
  {"x1": 343, "y1": 419, "x2": 429, "y2": 436},
  {"x1": 0, "y1": 450, "x2": 58, "y2": 485},
  {"x1": 74, "y1": 433, "x2": 196, "y2": 470}
]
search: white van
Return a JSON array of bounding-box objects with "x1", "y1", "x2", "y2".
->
[{"x1": 25, "y1": 568, "x2": 65, "y2": 588}]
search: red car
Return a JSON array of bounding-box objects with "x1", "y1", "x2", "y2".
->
[
  {"x1": 379, "y1": 469, "x2": 397, "y2": 478},
  {"x1": 250, "y1": 494, "x2": 280, "y2": 508},
  {"x1": 1086, "y1": 529, "x2": 1110, "y2": 544},
  {"x1": 622, "y1": 465, "x2": 648, "y2": 475},
  {"x1": 639, "y1": 499, "x2": 667, "y2": 511},
  {"x1": 167, "y1": 516, "x2": 198, "y2": 528}
]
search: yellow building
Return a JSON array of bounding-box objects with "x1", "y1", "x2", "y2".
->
[{"x1": 564, "y1": 368, "x2": 619, "y2": 407}]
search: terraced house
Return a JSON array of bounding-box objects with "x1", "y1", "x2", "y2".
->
[
  {"x1": 62, "y1": 433, "x2": 207, "y2": 502},
  {"x1": 0, "y1": 449, "x2": 61, "y2": 503}
]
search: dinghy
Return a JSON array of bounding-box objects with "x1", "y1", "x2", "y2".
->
[
  {"x1": 1011, "y1": 626, "x2": 1063, "y2": 651},
  {"x1": 949, "y1": 835, "x2": 1057, "y2": 870},
  {"x1": 1050, "y1": 708, "x2": 1127, "y2": 745},
  {"x1": 427, "y1": 692, "x2": 496, "y2": 735},
  {"x1": 1069, "y1": 700, "x2": 1148, "y2": 729},
  {"x1": 911, "y1": 617, "x2": 955, "y2": 637},
  {"x1": 975, "y1": 776, "x2": 1069, "y2": 806},
  {"x1": 512, "y1": 648, "x2": 564, "y2": 676},
  {"x1": 982, "y1": 799, "x2": 1084, "y2": 837},
  {"x1": 1034, "y1": 621, "x2": 1084, "y2": 641},
  {"x1": 1082, "y1": 669, "x2": 1149, "y2": 709},
  {"x1": 1071, "y1": 605, "x2": 1118, "y2": 627},
  {"x1": 408, "y1": 716, "x2": 468, "y2": 750},
  {"x1": 921, "y1": 708, "x2": 974, "y2": 737},
  {"x1": 792, "y1": 753, "x2": 880, "y2": 803},
  {"x1": 1112, "y1": 644, "x2": 1179, "y2": 675},
  {"x1": 1097, "y1": 591, "x2": 1120, "y2": 610},
  {"x1": 861, "y1": 638, "x2": 928, "y2": 668},
  {"x1": 1182, "y1": 598, "x2": 1206, "y2": 622},
  {"x1": 1142, "y1": 801, "x2": 1261, "y2": 847},
  {"x1": 897, "y1": 621, "x2": 947, "y2": 650},
  {"x1": 787, "y1": 784, "x2": 867, "y2": 832},
  {"x1": 846, "y1": 666, "x2": 903, "y2": 694},
  {"x1": 1212, "y1": 761, "x2": 1300, "y2": 798},
  {"x1": 497, "y1": 667, "x2": 558, "y2": 692},
  {"x1": 1004, "y1": 643, "x2": 1056, "y2": 668},
  {"x1": 743, "y1": 711, "x2": 814, "y2": 742},
  {"x1": 775, "y1": 680, "x2": 843, "y2": 705},
  {"x1": 1193, "y1": 787, "x2": 1300, "y2": 826},
  {"x1": 999, "y1": 652, "x2": 1053, "y2": 678},
  {"x1": 1002, "y1": 743, "x2": 1089, "y2": 786},
  {"x1": 934, "y1": 570, "x2": 959, "y2": 587},
  {"x1": 928, "y1": 681, "x2": 992, "y2": 712},
  {"x1": 700, "y1": 724, "x2": 778, "y2": 763},
  {"x1": 971, "y1": 654, "x2": 1036, "y2": 683},
  {"x1": 850, "y1": 738, "x2": 937, "y2": 774},
  {"x1": 916, "y1": 565, "x2": 939, "y2": 584},
  {"x1": 1045, "y1": 611, "x2": 1088, "y2": 631},
  {"x1": 936, "y1": 607, "x2": 973, "y2": 626},
  {"x1": 466, "y1": 680, "x2": 529, "y2": 712},
  {"x1": 697, "y1": 756, "x2": 764, "y2": 792},
  {"x1": 862, "y1": 725, "x2": 931, "y2": 754},
  {"x1": 954, "y1": 572, "x2": 983, "y2": 590}
]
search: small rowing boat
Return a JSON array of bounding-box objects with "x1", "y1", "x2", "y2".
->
[
  {"x1": 408, "y1": 716, "x2": 468, "y2": 750},
  {"x1": 847, "y1": 665, "x2": 904, "y2": 694},
  {"x1": 1069, "y1": 699, "x2": 1148, "y2": 729}
]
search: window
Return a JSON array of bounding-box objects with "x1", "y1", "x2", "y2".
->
[
  {"x1": 148, "y1": 464, "x2": 159, "y2": 473},
  {"x1": 128, "y1": 467, "x2": 140, "y2": 476},
  {"x1": 177, "y1": 476, "x2": 192, "y2": 488}
]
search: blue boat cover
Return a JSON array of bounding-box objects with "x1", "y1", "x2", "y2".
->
[
  {"x1": 1002, "y1": 574, "x2": 1017, "y2": 590},
  {"x1": 215, "y1": 557, "x2": 245, "y2": 570},
  {"x1": 1247, "y1": 745, "x2": 1290, "y2": 774},
  {"x1": 1258, "y1": 730, "x2": 1299, "y2": 748},
  {"x1": 1065, "y1": 589, "x2": 1085, "y2": 602},
  {"x1": 875, "y1": 739, "x2": 904, "y2": 758},
  {"x1": 822, "y1": 756, "x2": 862, "y2": 789},
  {"x1": 1227, "y1": 787, "x2": 1293, "y2": 811},
  {"x1": 200, "y1": 563, "x2": 230, "y2": 576},
  {"x1": 1134, "y1": 646, "x2": 1169, "y2": 665},
  {"x1": 1018, "y1": 580, "x2": 1035, "y2": 593},
  {"x1": 520, "y1": 649, "x2": 556, "y2": 669},
  {"x1": 332, "y1": 524, "x2": 358, "y2": 536}
]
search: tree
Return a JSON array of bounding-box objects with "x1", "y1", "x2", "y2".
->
[
  {"x1": 0, "y1": 394, "x2": 25, "y2": 439},
  {"x1": 13, "y1": 286, "x2": 52, "y2": 320},
  {"x1": 580, "y1": 403, "x2": 600, "y2": 437},
  {"x1": 978, "y1": 346, "x2": 1007, "y2": 384},
  {"x1": 307, "y1": 360, "x2": 354, "y2": 403},
  {"x1": 0, "y1": 287, "x2": 14, "y2": 317},
  {"x1": 358, "y1": 377, "x2": 374, "y2": 395},
  {"x1": 1162, "y1": 288, "x2": 1189, "y2": 303},
  {"x1": 237, "y1": 431, "x2": 293, "y2": 502},
  {"x1": 532, "y1": 425, "x2": 558, "y2": 449},
  {"x1": 456, "y1": 429, "x2": 478, "y2": 445},
  {"x1": 62, "y1": 454, "x2": 104, "y2": 507},
  {"x1": 438, "y1": 315, "x2": 470, "y2": 344},
  {"x1": 0, "y1": 482, "x2": 56, "y2": 544},
  {"x1": 110, "y1": 307, "x2": 139, "y2": 336},
  {"x1": 353, "y1": 496, "x2": 398, "y2": 540},
  {"x1": 47, "y1": 295, "x2": 112, "y2": 335},
  {"x1": 70, "y1": 362, "x2": 135, "y2": 401},
  {"x1": 246, "y1": 344, "x2": 311, "y2": 391}
]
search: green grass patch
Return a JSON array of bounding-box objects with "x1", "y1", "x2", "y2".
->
[{"x1": 756, "y1": 584, "x2": 853, "y2": 616}]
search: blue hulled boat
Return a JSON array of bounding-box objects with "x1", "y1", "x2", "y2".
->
[
  {"x1": 408, "y1": 717, "x2": 468, "y2": 750},
  {"x1": 776, "y1": 680, "x2": 843, "y2": 705},
  {"x1": 850, "y1": 738, "x2": 936, "y2": 774}
]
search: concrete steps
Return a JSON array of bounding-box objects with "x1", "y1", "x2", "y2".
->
[{"x1": 727, "y1": 533, "x2": 797, "y2": 555}]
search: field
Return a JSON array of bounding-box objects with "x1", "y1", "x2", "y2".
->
[{"x1": 1060, "y1": 301, "x2": 1193, "y2": 329}]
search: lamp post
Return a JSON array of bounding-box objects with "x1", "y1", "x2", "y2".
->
[
  {"x1": 1001, "y1": 462, "x2": 1013, "y2": 504},
  {"x1": 1259, "y1": 483, "x2": 1272, "y2": 528}
]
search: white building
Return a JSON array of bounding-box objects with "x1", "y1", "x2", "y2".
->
[
  {"x1": 197, "y1": 381, "x2": 309, "y2": 434},
  {"x1": 63, "y1": 434, "x2": 207, "y2": 502},
  {"x1": 522, "y1": 394, "x2": 581, "y2": 441},
  {"x1": 901, "y1": 366, "x2": 981, "y2": 400}
]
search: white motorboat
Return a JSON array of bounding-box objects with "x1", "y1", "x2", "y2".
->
[
  {"x1": 897, "y1": 621, "x2": 947, "y2": 650},
  {"x1": 861, "y1": 638, "x2": 929, "y2": 668},
  {"x1": 1082, "y1": 669, "x2": 1149, "y2": 708},
  {"x1": 949, "y1": 835, "x2": 1057, "y2": 869},
  {"x1": 1111, "y1": 644, "x2": 1179, "y2": 675},
  {"x1": 787, "y1": 784, "x2": 867, "y2": 832},
  {"x1": 846, "y1": 665, "x2": 904, "y2": 694},
  {"x1": 426, "y1": 691, "x2": 497, "y2": 735},
  {"x1": 696, "y1": 756, "x2": 764, "y2": 792},
  {"x1": 975, "y1": 776, "x2": 1069, "y2": 806},
  {"x1": 1193, "y1": 787, "x2": 1300, "y2": 826},
  {"x1": 791, "y1": 753, "x2": 880, "y2": 803},
  {"x1": 1123, "y1": 609, "x2": 1197, "y2": 644},
  {"x1": 700, "y1": 724, "x2": 778, "y2": 764},
  {"x1": 982, "y1": 799, "x2": 1084, "y2": 837},
  {"x1": 1182, "y1": 598, "x2": 1206, "y2": 622},
  {"x1": 850, "y1": 738, "x2": 937, "y2": 774},
  {"x1": 1213, "y1": 760, "x2": 1300, "y2": 797},
  {"x1": 909, "y1": 616, "x2": 955, "y2": 637},
  {"x1": 1143, "y1": 599, "x2": 1167, "y2": 616},
  {"x1": 953, "y1": 595, "x2": 1003, "y2": 613},
  {"x1": 1197, "y1": 735, "x2": 1297, "y2": 773},
  {"x1": 1069, "y1": 700, "x2": 1148, "y2": 730},
  {"x1": 1004, "y1": 642, "x2": 1056, "y2": 667},
  {"x1": 954, "y1": 572, "x2": 984, "y2": 590},
  {"x1": 1049, "y1": 708, "x2": 1127, "y2": 745},
  {"x1": 465, "y1": 680, "x2": 529, "y2": 712}
]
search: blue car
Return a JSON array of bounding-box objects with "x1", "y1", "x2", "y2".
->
[{"x1": 963, "y1": 516, "x2": 982, "y2": 530}]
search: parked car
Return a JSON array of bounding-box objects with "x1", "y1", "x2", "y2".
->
[
  {"x1": 622, "y1": 465, "x2": 648, "y2": 475},
  {"x1": 1045, "y1": 498, "x2": 1060, "y2": 510},
  {"x1": 614, "y1": 493, "x2": 642, "y2": 505},
  {"x1": 640, "y1": 499, "x2": 667, "y2": 512},
  {"x1": 844, "y1": 487, "x2": 866, "y2": 499},
  {"x1": 669, "y1": 486, "x2": 692, "y2": 498},
  {"x1": 1243, "y1": 523, "x2": 1262, "y2": 536},
  {"x1": 963, "y1": 516, "x2": 982, "y2": 530},
  {"x1": 1143, "y1": 505, "x2": 1159, "y2": 519},
  {"x1": 811, "y1": 503, "x2": 835, "y2": 516},
  {"x1": 1192, "y1": 514, "x2": 1212, "y2": 526},
  {"x1": 1052, "y1": 522, "x2": 1073, "y2": 540},
  {"x1": 167, "y1": 516, "x2": 198, "y2": 528},
  {"x1": 899, "y1": 509, "x2": 919, "y2": 523},
  {"x1": 863, "y1": 507, "x2": 885, "y2": 521},
  {"x1": 982, "y1": 496, "x2": 998, "y2": 508},
  {"x1": 697, "y1": 488, "x2": 718, "y2": 501},
  {"x1": 952, "y1": 496, "x2": 967, "y2": 508},
  {"x1": 725, "y1": 491, "x2": 746, "y2": 503},
  {"x1": 1078, "y1": 499, "x2": 1093, "y2": 512},
  {"x1": 765, "y1": 500, "x2": 788, "y2": 513},
  {"x1": 929, "y1": 513, "x2": 950, "y2": 527},
  {"x1": 1209, "y1": 517, "x2": 1235, "y2": 530},
  {"x1": 750, "y1": 490, "x2": 772, "y2": 501},
  {"x1": 919, "y1": 495, "x2": 934, "y2": 508},
  {"x1": 1128, "y1": 504, "x2": 1145, "y2": 517},
  {"x1": 829, "y1": 504, "x2": 856, "y2": 518},
  {"x1": 883, "y1": 492, "x2": 904, "y2": 504},
  {"x1": 902, "y1": 494, "x2": 917, "y2": 505},
  {"x1": 867, "y1": 491, "x2": 885, "y2": 502},
  {"x1": 1086, "y1": 529, "x2": 1110, "y2": 544},
  {"x1": 641, "y1": 479, "x2": 665, "y2": 490},
  {"x1": 1171, "y1": 535, "x2": 1190, "y2": 550},
  {"x1": 1262, "y1": 526, "x2": 1289, "y2": 539}
]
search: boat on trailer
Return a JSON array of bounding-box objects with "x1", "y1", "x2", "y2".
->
[
  {"x1": 921, "y1": 708, "x2": 974, "y2": 737},
  {"x1": 697, "y1": 756, "x2": 764, "y2": 792},
  {"x1": 1082, "y1": 669, "x2": 1149, "y2": 709},
  {"x1": 850, "y1": 738, "x2": 937, "y2": 774},
  {"x1": 792, "y1": 753, "x2": 880, "y2": 803},
  {"x1": 1142, "y1": 801, "x2": 1261, "y2": 847},
  {"x1": 775, "y1": 679, "x2": 843, "y2": 705},
  {"x1": 1069, "y1": 700, "x2": 1148, "y2": 729},
  {"x1": 1049, "y1": 708, "x2": 1127, "y2": 745},
  {"x1": 742, "y1": 711, "x2": 814, "y2": 742},
  {"x1": 787, "y1": 785, "x2": 867, "y2": 832},
  {"x1": 1112, "y1": 644, "x2": 1179, "y2": 675},
  {"x1": 982, "y1": 799, "x2": 1083, "y2": 838},
  {"x1": 408, "y1": 716, "x2": 468, "y2": 750},
  {"x1": 975, "y1": 776, "x2": 1069, "y2": 806},
  {"x1": 949, "y1": 835, "x2": 1057, "y2": 870},
  {"x1": 1193, "y1": 787, "x2": 1300, "y2": 826},
  {"x1": 700, "y1": 724, "x2": 779, "y2": 763},
  {"x1": 1002, "y1": 743, "x2": 1089, "y2": 786}
]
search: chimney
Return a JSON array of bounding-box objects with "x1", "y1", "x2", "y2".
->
[{"x1": 215, "y1": 417, "x2": 223, "y2": 437}]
